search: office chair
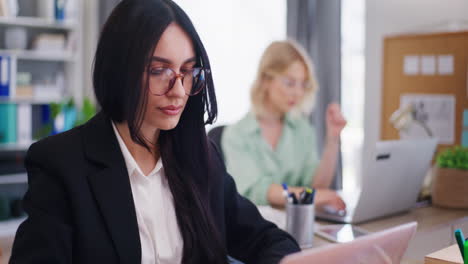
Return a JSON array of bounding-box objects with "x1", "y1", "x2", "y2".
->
[{"x1": 207, "y1": 125, "x2": 226, "y2": 161}]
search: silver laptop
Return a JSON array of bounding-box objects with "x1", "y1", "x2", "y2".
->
[{"x1": 316, "y1": 139, "x2": 438, "y2": 224}]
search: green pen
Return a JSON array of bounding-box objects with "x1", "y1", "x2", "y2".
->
[
  {"x1": 455, "y1": 229, "x2": 465, "y2": 259},
  {"x1": 463, "y1": 240, "x2": 468, "y2": 263},
  {"x1": 464, "y1": 239, "x2": 468, "y2": 264}
]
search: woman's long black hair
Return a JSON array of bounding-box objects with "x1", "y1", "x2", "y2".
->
[{"x1": 92, "y1": 1, "x2": 227, "y2": 263}]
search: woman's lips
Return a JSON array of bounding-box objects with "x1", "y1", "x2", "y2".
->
[{"x1": 158, "y1": 105, "x2": 183, "y2": 116}]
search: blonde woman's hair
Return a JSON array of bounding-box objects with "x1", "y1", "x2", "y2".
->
[{"x1": 251, "y1": 40, "x2": 318, "y2": 116}]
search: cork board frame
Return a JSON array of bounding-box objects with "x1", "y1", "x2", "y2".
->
[{"x1": 381, "y1": 31, "x2": 468, "y2": 151}]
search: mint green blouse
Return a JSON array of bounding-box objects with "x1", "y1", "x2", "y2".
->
[{"x1": 221, "y1": 112, "x2": 319, "y2": 205}]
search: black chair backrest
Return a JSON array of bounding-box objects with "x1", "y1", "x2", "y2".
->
[{"x1": 207, "y1": 125, "x2": 226, "y2": 161}]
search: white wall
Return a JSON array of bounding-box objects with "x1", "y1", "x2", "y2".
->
[
  {"x1": 82, "y1": 0, "x2": 98, "y2": 102},
  {"x1": 174, "y1": 0, "x2": 286, "y2": 127},
  {"x1": 363, "y1": 0, "x2": 468, "y2": 170}
]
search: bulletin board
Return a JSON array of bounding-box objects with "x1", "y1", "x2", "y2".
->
[{"x1": 381, "y1": 31, "x2": 468, "y2": 151}]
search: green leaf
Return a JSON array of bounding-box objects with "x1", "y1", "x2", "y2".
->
[
  {"x1": 49, "y1": 102, "x2": 62, "y2": 119},
  {"x1": 33, "y1": 123, "x2": 53, "y2": 140},
  {"x1": 436, "y1": 146, "x2": 468, "y2": 170},
  {"x1": 73, "y1": 96, "x2": 97, "y2": 127},
  {"x1": 66, "y1": 98, "x2": 74, "y2": 108}
]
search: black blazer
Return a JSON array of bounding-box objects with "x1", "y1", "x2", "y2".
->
[{"x1": 10, "y1": 112, "x2": 300, "y2": 264}]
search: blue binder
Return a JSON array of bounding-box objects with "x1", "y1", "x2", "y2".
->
[{"x1": 0, "y1": 56, "x2": 11, "y2": 97}]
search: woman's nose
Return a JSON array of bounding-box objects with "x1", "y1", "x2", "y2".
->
[{"x1": 167, "y1": 76, "x2": 187, "y2": 97}]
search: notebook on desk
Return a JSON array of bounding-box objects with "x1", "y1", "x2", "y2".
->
[
  {"x1": 316, "y1": 139, "x2": 438, "y2": 224},
  {"x1": 281, "y1": 222, "x2": 417, "y2": 264},
  {"x1": 425, "y1": 244, "x2": 463, "y2": 264}
]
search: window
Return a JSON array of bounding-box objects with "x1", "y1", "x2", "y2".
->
[
  {"x1": 173, "y1": 0, "x2": 286, "y2": 126},
  {"x1": 341, "y1": 0, "x2": 365, "y2": 191}
]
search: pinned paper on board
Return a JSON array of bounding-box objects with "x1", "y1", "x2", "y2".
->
[
  {"x1": 421, "y1": 55, "x2": 436, "y2": 75},
  {"x1": 466, "y1": 65, "x2": 468, "y2": 98},
  {"x1": 463, "y1": 110, "x2": 468, "y2": 147},
  {"x1": 403, "y1": 55, "x2": 419, "y2": 75},
  {"x1": 437, "y1": 55, "x2": 454, "y2": 75},
  {"x1": 462, "y1": 130, "x2": 468, "y2": 147},
  {"x1": 400, "y1": 94, "x2": 455, "y2": 144}
]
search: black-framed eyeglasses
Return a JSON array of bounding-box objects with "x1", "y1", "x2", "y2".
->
[{"x1": 148, "y1": 67, "x2": 209, "y2": 96}]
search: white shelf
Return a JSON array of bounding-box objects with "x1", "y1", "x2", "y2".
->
[
  {"x1": 0, "y1": 141, "x2": 33, "y2": 152},
  {"x1": 0, "y1": 49, "x2": 76, "y2": 62},
  {"x1": 0, "y1": 16, "x2": 76, "y2": 30},
  {"x1": 0, "y1": 217, "x2": 26, "y2": 238},
  {"x1": 0, "y1": 173, "x2": 27, "y2": 184},
  {"x1": 0, "y1": 96, "x2": 62, "y2": 104}
]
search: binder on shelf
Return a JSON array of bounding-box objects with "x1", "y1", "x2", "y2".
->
[
  {"x1": 0, "y1": 150, "x2": 27, "y2": 174},
  {"x1": 55, "y1": 0, "x2": 66, "y2": 21},
  {"x1": 0, "y1": 55, "x2": 16, "y2": 98},
  {"x1": 0, "y1": 55, "x2": 10, "y2": 97},
  {"x1": 0, "y1": 0, "x2": 9, "y2": 17},
  {"x1": 7, "y1": 0, "x2": 19, "y2": 17},
  {"x1": 0, "y1": 103, "x2": 16, "y2": 143},
  {"x1": 16, "y1": 103, "x2": 31, "y2": 144},
  {"x1": 10, "y1": 55, "x2": 16, "y2": 98},
  {"x1": 0, "y1": 0, "x2": 19, "y2": 17},
  {"x1": 32, "y1": 104, "x2": 52, "y2": 140}
]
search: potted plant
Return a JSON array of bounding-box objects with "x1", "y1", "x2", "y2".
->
[
  {"x1": 34, "y1": 97, "x2": 96, "y2": 140},
  {"x1": 432, "y1": 146, "x2": 468, "y2": 209}
]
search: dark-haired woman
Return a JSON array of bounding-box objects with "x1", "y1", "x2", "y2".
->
[{"x1": 9, "y1": 1, "x2": 299, "y2": 263}]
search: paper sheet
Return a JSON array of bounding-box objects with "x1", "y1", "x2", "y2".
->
[
  {"x1": 462, "y1": 130, "x2": 468, "y2": 147},
  {"x1": 463, "y1": 109, "x2": 468, "y2": 127},
  {"x1": 403, "y1": 55, "x2": 419, "y2": 75},
  {"x1": 400, "y1": 94, "x2": 455, "y2": 144},
  {"x1": 421, "y1": 55, "x2": 436, "y2": 75},
  {"x1": 437, "y1": 55, "x2": 454, "y2": 75}
]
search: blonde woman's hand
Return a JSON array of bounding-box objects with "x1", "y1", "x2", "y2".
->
[
  {"x1": 325, "y1": 103, "x2": 347, "y2": 143},
  {"x1": 314, "y1": 188, "x2": 346, "y2": 211}
]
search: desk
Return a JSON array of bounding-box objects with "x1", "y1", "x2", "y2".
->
[
  {"x1": 1, "y1": 205, "x2": 466, "y2": 263},
  {"x1": 259, "y1": 205, "x2": 468, "y2": 263}
]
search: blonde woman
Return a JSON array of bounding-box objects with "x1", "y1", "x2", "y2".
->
[{"x1": 221, "y1": 40, "x2": 346, "y2": 211}]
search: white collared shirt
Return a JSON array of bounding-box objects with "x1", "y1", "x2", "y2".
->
[{"x1": 112, "y1": 122, "x2": 183, "y2": 264}]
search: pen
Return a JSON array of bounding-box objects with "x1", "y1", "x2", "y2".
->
[
  {"x1": 299, "y1": 189, "x2": 307, "y2": 204},
  {"x1": 300, "y1": 188, "x2": 311, "y2": 204},
  {"x1": 282, "y1": 183, "x2": 293, "y2": 204},
  {"x1": 302, "y1": 188, "x2": 310, "y2": 204},
  {"x1": 455, "y1": 229, "x2": 465, "y2": 259},
  {"x1": 289, "y1": 193, "x2": 298, "y2": 204},
  {"x1": 464, "y1": 239, "x2": 468, "y2": 264},
  {"x1": 281, "y1": 183, "x2": 289, "y2": 197},
  {"x1": 305, "y1": 188, "x2": 315, "y2": 204}
]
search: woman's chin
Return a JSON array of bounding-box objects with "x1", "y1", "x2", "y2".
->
[
  {"x1": 158, "y1": 121, "x2": 179, "y2": 131},
  {"x1": 148, "y1": 116, "x2": 181, "y2": 131}
]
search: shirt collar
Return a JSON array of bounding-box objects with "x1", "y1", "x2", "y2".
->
[
  {"x1": 111, "y1": 121, "x2": 162, "y2": 177},
  {"x1": 242, "y1": 111, "x2": 297, "y2": 134}
]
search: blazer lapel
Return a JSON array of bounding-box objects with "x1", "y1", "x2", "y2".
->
[{"x1": 82, "y1": 112, "x2": 141, "y2": 264}]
